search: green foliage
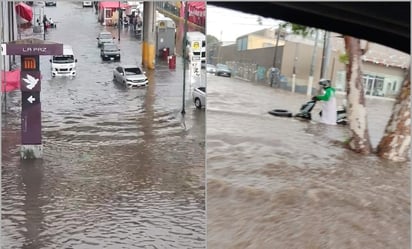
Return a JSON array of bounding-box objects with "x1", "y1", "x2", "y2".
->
[
  {"x1": 282, "y1": 22, "x2": 315, "y2": 37},
  {"x1": 206, "y1": 34, "x2": 219, "y2": 45},
  {"x1": 343, "y1": 137, "x2": 351, "y2": 145},
  {"x1": 339, "y1": 53, "x2": 349, "y2": 64},
  {"x1": 291, "y1": 24, "x2": 312, "y2": 37}
]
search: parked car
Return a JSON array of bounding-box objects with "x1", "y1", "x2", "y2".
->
[
  {"x1": 206, "y1": 64, "x2": 216, "y2": 74},
  {"x1": 192, "y1": 86, "x2": 206, "y2": 109},
  {"x1": 45, "y1": 1, "x2": 56, "y2": 6},
  {"x1": 215, "y1": 64, "x2": 231, "y2": 77},
  {"x1": 97, "y1": 31, "x2": 115, "y2": 48},
  {"x1": 82, "y1": 1, "x2": 93, "y2": 7},
  {"x1": 100, "y1": 42, "x2": 121, "y2": 61},
  {"x1": 113, "y1": 65, "x2": 148, "y2": 88}
]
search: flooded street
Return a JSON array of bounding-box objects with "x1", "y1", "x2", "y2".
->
[
  {"x1": 206, "y1": 75, "x2": 409, "y2": 249},
  {"x1": 2, "y1": 2, "x2": 205, "y2": 249}
]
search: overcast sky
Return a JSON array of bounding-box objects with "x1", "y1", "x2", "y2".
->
[{"x1": 206, "y1": 5, "x2": 282, "y2": 42}]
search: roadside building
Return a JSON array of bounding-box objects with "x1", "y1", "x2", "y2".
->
[{"x1": 211, "y1": 28, "x2": 409, "y2": 97}]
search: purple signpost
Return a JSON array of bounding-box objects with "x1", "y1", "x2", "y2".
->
[{"x1": 5, "y1": 38, "x2": 63, "y2": 159}]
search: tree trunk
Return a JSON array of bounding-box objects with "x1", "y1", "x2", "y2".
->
[
  {"x1": 376, "y1": 68, "x2": 411, "y2": 162},
  {"x1": 344, "y1": 36, "x2": 373, "y2": 154}
]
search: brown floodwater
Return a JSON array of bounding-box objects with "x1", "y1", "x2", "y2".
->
[
  {"x1": 206, "y1": 74, "x2": 409, "y2": 249},
  {"x1": 2, "y1": 2, "x2": 205, "y2": 248}
]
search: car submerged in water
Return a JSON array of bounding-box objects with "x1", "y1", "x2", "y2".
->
[
  {"x1": 113, "y1": 65, "x2": 148, "y2": 88},
  {"x1": 215, "y1": 64, "x2": 231, "y2": 77},
  {"x1": 45, "y1": 1, "x2": 56, "y2": 6},
  {"x1": 206, "y1": 64, "x2": 216, "y2": 74},
  {"x1": 192, "y1": 86, "x2": 206, "y2": 109},
  {"x1": 100, "y1": 42, "x2": 121, "y2": 61},
  {"x1": 97, "y1": 31, "x2": 115, "y2": 48}
]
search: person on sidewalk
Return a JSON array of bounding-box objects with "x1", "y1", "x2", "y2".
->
[
  {"x1": 312, "y1": 79, "x2": 337, "y2": 125},
  {"x1": 42, "y1": 14, "x2": 48, "y2": 32}
]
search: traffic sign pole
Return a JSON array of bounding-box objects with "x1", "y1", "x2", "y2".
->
[{"x1": 20, "y1": 55, "x2": 42, "y2": 159}]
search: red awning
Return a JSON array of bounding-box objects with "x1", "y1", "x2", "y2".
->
[
  {"x1": 187, "y1": 2, "x2": 206, "y2": 11},
  {"x1": 15, "y1": 2, "x2": 33, "y2": 22},
  {"x1": 1, "y1": 70, "x2": 21, "y2": 93},
  {"x1": 187, "y1": 2, "x2": 206, "y2": 17},
  {"x1": 99, "y1": 2, "x2": 129, "y2": 9}
]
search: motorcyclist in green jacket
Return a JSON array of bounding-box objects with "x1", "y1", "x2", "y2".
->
[{"x1": 312, "y1": 79, "x2": 337, "y2": 125}]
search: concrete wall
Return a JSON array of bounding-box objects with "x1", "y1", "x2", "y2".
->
[
  {"x1": 219, "y1": 44, "x2": 283, "y2": 69},
  {"x1": 247, "y1": 35, "x2": 278, "y2": 49},
  {"x1": 211, "y1": 33, "x2": 408, "y2": 97}
]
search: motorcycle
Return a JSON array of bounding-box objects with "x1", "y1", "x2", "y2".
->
[{"x1": 294, "y1": 99, "x2": 347, "y2": 125}]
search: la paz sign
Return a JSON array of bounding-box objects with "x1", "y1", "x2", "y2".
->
[{"x1": 5, "y1": 38, "x2": 63, "y2": 56}]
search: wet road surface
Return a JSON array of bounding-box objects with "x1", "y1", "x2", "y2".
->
[
  {"x1": 2, "y1": 2, "x2": 205, "y2": 249},
  {"x1": 206, "y1": 74, "x2": 409, "y2": 249}
]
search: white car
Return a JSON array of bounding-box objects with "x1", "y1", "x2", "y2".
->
[
  {"x1": 113, "y1": 65, "x2": 148, "y2": 88},
  {"x1": 82, "y1": 1, "x2": 93, "y2": 7},
  {"x1": 192, "y1": 86, "x2": 206, "y2": 109},
  {"x1": 206, "y1": 64, "x2": 216, "y2": 74}
]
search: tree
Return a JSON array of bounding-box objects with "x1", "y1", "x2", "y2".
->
[
  {"x1": 285, "y1": 24, "x2": 409, "y2": 161},
  {"x1": 376, "y1": 68, "x2": 411, "y2": 162},
  {"x1": 343, "y1": 36, "x2": 372, "y2": 154},
  {"x1": 206, "y1": 34, "x2": 219, "y2": 45}
]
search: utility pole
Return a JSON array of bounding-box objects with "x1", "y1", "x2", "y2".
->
[
  {"x1": 1, "y1": 0, "x2": 8, "y2": 113},
  {"x1": 320, "y1": 31, "x2": 330, "y2": 79},
  {"x1": 272, "y1": 23, "x2": 281, "y2": 68},
  {"x1": 118, "y1": 1, "x2": 120, "y2": 41},
  {"x1": 307, "y1": 29, "x2": 319, "y2": 96},
  {"x1": 181, "y1": 1, "x2": 188, "y2": 114},
  {"x1": 291, "y1": 42, "x2": 299, "y2": 93}
]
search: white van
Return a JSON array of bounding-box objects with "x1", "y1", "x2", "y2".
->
[
  {"x1": 50, "y1": 45, "x2": 77, "y2": 77},
  {"x1": 186, "y1": 31, "x2": 206, "y2": 68}
]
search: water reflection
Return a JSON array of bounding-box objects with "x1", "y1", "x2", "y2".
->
[{"x1": 19, "y1": 160, "x2": 45, "y2": 249}]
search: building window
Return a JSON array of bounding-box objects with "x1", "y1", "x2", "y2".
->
[{"x1": 362, "y1": 74, "x2": 385, "y2": 96}]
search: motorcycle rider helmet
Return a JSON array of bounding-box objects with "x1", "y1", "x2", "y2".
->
[{"x1": 319, "y1": 79, "x2": 331, "y2": 88}]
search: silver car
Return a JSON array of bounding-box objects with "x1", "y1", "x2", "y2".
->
[
  {"x1": 206, "y1": 64, "x2": 216, "y2": 74},
  {"x1": 97, "y1": 31, "x2": 115, "y2": 47},
  {"x1": 215, "y1": 64, "x2": 232, "y2": 77},
  {"x1": 113, "y1": 65, "x2": 149, "y2": 88},
  {"x1": 192, "y1": 86, "x2": 206, "y2": 109}
]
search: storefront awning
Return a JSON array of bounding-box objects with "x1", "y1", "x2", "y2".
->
[
  {"x1": 1, "y1": 70, "x2": 20, "y2": 92},
  {"x1": 15, "y1": 2, "x2": 33, "y2": 22}
]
